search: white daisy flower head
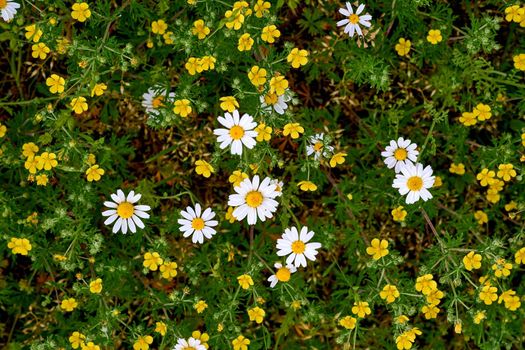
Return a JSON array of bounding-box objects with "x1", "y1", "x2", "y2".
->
[
  {"x1": 102, "y1": 190, "x2": 151, "y2": 234},
  {"x1": 228, "y1": 175, "x2": 280, "y2": 225},
  {"x1": 142, "y1": 87, "x2": 175, "y2": 116},
  {"x1": 392, "y1": 162, "x2": 435, "y2": 204},
  {"x1": 260, "y1": 90, "x2": 292, "y2": 115},
  {"x1": 213, "y1": 109, "x2": 258, "y2": 155},
  {"x1": 0, "y1": 0, "x2": 20, "y2": 22},
  {"x1": 336, "y1": 2, "x2": 372, "y2": 37},
  {"x1": 381, "y1": 137, "x2": 419, "y2": 173},
  {"x1": 306, "y1": 133, "x2": 334, "y2": 160},
  {"x1": 173, "y1": 337, "x2": 206, "y2": 350},
  {"x1": 177, "y1": 203, "x2": 218, "y2": 244},
  {"x1": 276, "y1": 226, "x2": 322, "y2": 268},
  {"x1": 267, "y1": 262, "x2": 297, "y2": 288},
  {"x1": 270, "y1": 179, "x2": 284, "y2": 197}
]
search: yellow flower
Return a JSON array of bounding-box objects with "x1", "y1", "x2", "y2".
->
[
  {"x1": 194, "y1": 300, "x2": 208, "y2": 313},
  {"x1": 459, "y1": 111, "x2": 477, "y2": 126},
  {"x1": 70, "y1": 97, "x2": 88, "y2": 114},
  {"x1": 489, "y1": 178, "x2": 504, "y2": 192},
  {"x1": 81, "y1": 342, "x2": 100, "y2": 350},
  {"x1": 160, "y1": 261, "x2": 178, "y2": 279},
  {"x1": 0, "y1": 124, "x2": 6, "y2": 138},
  {"x1": 261, "y1": 24, "x2": 280, "y2": 43},
  {"x1": 219, "y1": 96, "x2": 239, "y2": 112},
  {"x1": 473, "y1": 310, "x2": 486, "y2": 324},
  {"x1": 32, "y1": 43, "x2": 50, "y2": 59},
  {"x1": 287, "y1": 48, "x2": 308, "y2": 68},
  {"x1": 479, "y1": 285, "x2": 498, "y2": 305},
  {"x1": 56, "y1": 37, "x2": 70, "y2": 54},
  {"x1": 61, "y1": 298, "x2": 78, "y2": 312},
  {"x1": 492, "y1": 258, "x2": 512, "y2": 278},
  {"x1": 89, "y1": 278, "x2": 103, "y2": 294},
  {"x1": 395, "y1": 38, "x2": 411, "y2": 56},
  {"x1": 225, "y1": 10, "x2": 244, "y2": 30},
  {"x1": 7, "y1": 237, "x2": 32, "y2": 255},
  {"x1": 225, "y1": 206, "x2": 237, "y2": 223},
  {"x1": 36, "y1": 174, "x2": 48, "y2": 186},
  {"x1": 195, "y1": 160, "x2": 214, "y2": 178},
  {"x1": 297, "y1": 180, "x2": 317, "y2": 192},
  {"x1": 379, "y1": 284, "x2": 400, "y2": 303},
  {"x1": 453, "y1": 321, "x2": 462, "y2": 334},
  {"x1": 154, "y1": 321, "x2": 167, "y2": 336},
  {"x1": 86, "y1": 164, "x2": 104, "y2": 182},
  {"x1": 415, "y1": 274, "x2": 437, "y2": 295},
  {"x1": 254, "y1": 0, "x2": 271, "y2": 17},
  {"x1": 200, "y1": 56, "x2": 216, "y2": 70},
  {"x1": 396, "y1": 333, "x2": 413, "y2": 350},
  {"x1": 237, "y1": 274, "x2": 254, "y2": 289},
  {"x1": 463, "y1": 251, "x2": 482, "y2": 271},
  {"x1": 433, "y1": 176, "x2": 442, "y2": 188},
  {"x1": 238, "y1": 33, "x2": 254, "y2": 51},
  {"x1": 505, "y1": 201, "x2": 517, "y2": 212},
  {"x1": 24, "y1": 157, "x2": 38, "y2": 174},
  {"x1": 473, "y1": 210, "x2": 488, "y2": 225},
  {"x1": 505, "y1": 5, "x2": 524, "y2": 22},
  {"x1": 476, "y1": 168, "x2": 495, "y2": 186},
  {"x1": 338, "y1": 315, "x2": 356, "y2": 329},
  {"x1": 248, "y1": 66, "x2": 267, "y2": 87},
  {"x1": 91, "y1": 83, "x2": 107, "y2": 97},
  {"x1": 329, "y1": 152, "x2": 347, "y2": 167},
  {"x1": 396, "y1": 315, "x2": 409, "y2": 324},
  {"x1": 173, "y1": 99, "x2": 192, "y2": 117},
  {"x1": 143, "y1": 252, "x2": 163, "y2": 271},
  {"x1": 515, "y1": 247, "x2": 525, "y2": 264},
  {"x1": 425, "y1": 288, "x2": 444, "y2": 305},
  {"x1": 233, "y1": 1, "x2": 252, "y2": 16},
  {"x1": 192, "y1": 19, "x2": 210, "y2": 39},
  {"x1": 449, "y1": 163, "x2": 465, "y2": 175},
  {"x1": 71, "y1": 2, "x2": 91, "y2": 22},
  {"x1": 426, "y1": 29, "x2": 442, "y2": 44},
  {"x1": 366, "y1": 238, "x2": 389, "y2": 260},
  {"x1": 45, "y1": 74, "x2": 65, "y2": 94},
  {"x1": 247, "y1": 306, "x2": 265, "y2": 324},
  {"x1": 185, "y1": 57, "x2": 202, "y2": 75},
  {"x1": 151, "y1": 19, "x2": 168, "y2": 34},
  {"x1": 391, "y1": 206, "x2": 407, "y2": 222},
  {"x1": 35, "y1": 152, "x2": 58, "y2": 170},
  {"x1": 499, "y1": 290, "x2": 521, "y2": 311},
  {"x1": 69, "y1": 331, "x2": 86, "y2": 349},
  {"x1": 269, "y1": 75, "x2": 288, "y2": 96},
  {"x1": 133, "y1": 335, "x2": 153, "y2": 350},
  {"x1": 232, "y1": 335, "x2": 250, "y2": 350},
  {"x1": 255, "y1": 123, "x2": 272, "y2": 142},
  {"x1": 191, "y1": 331, "x2": 210, "y2": 348},
  {"x1": 25, "y1": 24, "x2": 43, "y2": 42},
  {"x1": 421, "y1": 303, "x2": 439, "y2": 319},
  {"x1": 351, "y1": 301, "x2": 371, "y2": 318},
  {"x1": 497, "y1": 163, "x2": 517, "y2": 181},
  {"x1": 514, "y1": 54, "x2": 525, "y2": 71},
  {"x1": 474, "y1": 103, "x2": 491, "y2": 121},
  {"x1": 283, "y1": 123, "x2": 304, "y2": 139},
  {"x1": 229, "y1": 170, "x2": 249, "y2": 187}
]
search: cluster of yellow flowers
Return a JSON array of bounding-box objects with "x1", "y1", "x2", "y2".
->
[
  {"x1": 415, "y1": 274, "x2": 442, "y2": 319},
  {"x1": 459, "y1": 103, "x2": 491, "y2": 126},
  {"x1": 143, "y1": 252, "x2": 178, "y2": 280},
  {"x1": 22, "y1": 142, "x2": 57, "y2": 186},
  {"x1": 185, "y1": 56, "x2": 217, "y2": 76},
  {"x1": 476, "y1": 164, "x2": 516, "y2": 204}
]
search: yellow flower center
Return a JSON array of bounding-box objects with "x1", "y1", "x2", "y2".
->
[
  {"x1": 152, "y1": 96, "x2": 164, "y2": 108},
  {"x1": 349, "y1": 14, "x2": 360, "y2": 24},
  {"x1": 0, "y1": 0, "x2": 7, "y2": 9},
  {"x1": 394, "y1": 148, "x2": 407, "y2": 161},
  {"x1": 229, "y1": 125, "x2": 245, "y2": 140},
  {"x1": 245, "y1": 190, "x2": 263, "y2": 208},
  {"x1": 264, "y1": 92, "x2": 278, "y2": 105},
  {"x1": 117, "y1": 202, "x2": 134, "y2": 219},
  {"x1": 181, "y1": 347, "x2": 196, "y2": 350},
  {"x1": 313, "y1": 141, "x2": 323, "y2": 152},
  {"x1": 191, "y1": 218, "x2": 205, "y2": 230},
  {"x1": 276, "y1": 267, "x2": 291, "y2": 282},
  {"x1": 407, "y1": 176, "x2": 423, "y2": 191},
  {"x1": 291, "y1": 240, "x2": 306, "y2": 254}
]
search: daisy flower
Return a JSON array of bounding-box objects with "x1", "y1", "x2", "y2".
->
[
  {"x1": 0, "y1": 0, "x2": 20, "y2": 22},
  {"x1": 276, "y1": 226, "x2": 322, "y2": 268},
  {"x1": 306, "y1": 133, "x2": 334, "y2": 160},
  {"x1": 392, "y1": 162, "x2": 435, "y2": 204},
  {"x1": 141, "y1": 87, "x2": 175, "y2": 116},
  {"x1": 102, "y1": 190, "x2": 151, "y2": 234},
  {"x1": 270, "y1": 179, "x2": 284, "y2": 196},
  {"x1": 173, "y1": 337, "x2": 206, "y2": 350},
  {"x1": 381, "y1": 137, "x2": 419, "y2": 173},
  {"x1": 228, "y1": 175, "x2": 280, "y2": 225},
  {"x1": 177, "y1": 203, "x2": 218, "y2": 244},
  {"x1": 267, "y1": 262, "x2": 297, "y2": 288},
  {"x1": 213, "y1": 109, "x2": 258, "y2": 155},
  {"x1": 260, "y1": 90, "x2": 291, "y2": 115},
  {"x1": 336, "y1": 2, "x2": 372, "y2": 37}
]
